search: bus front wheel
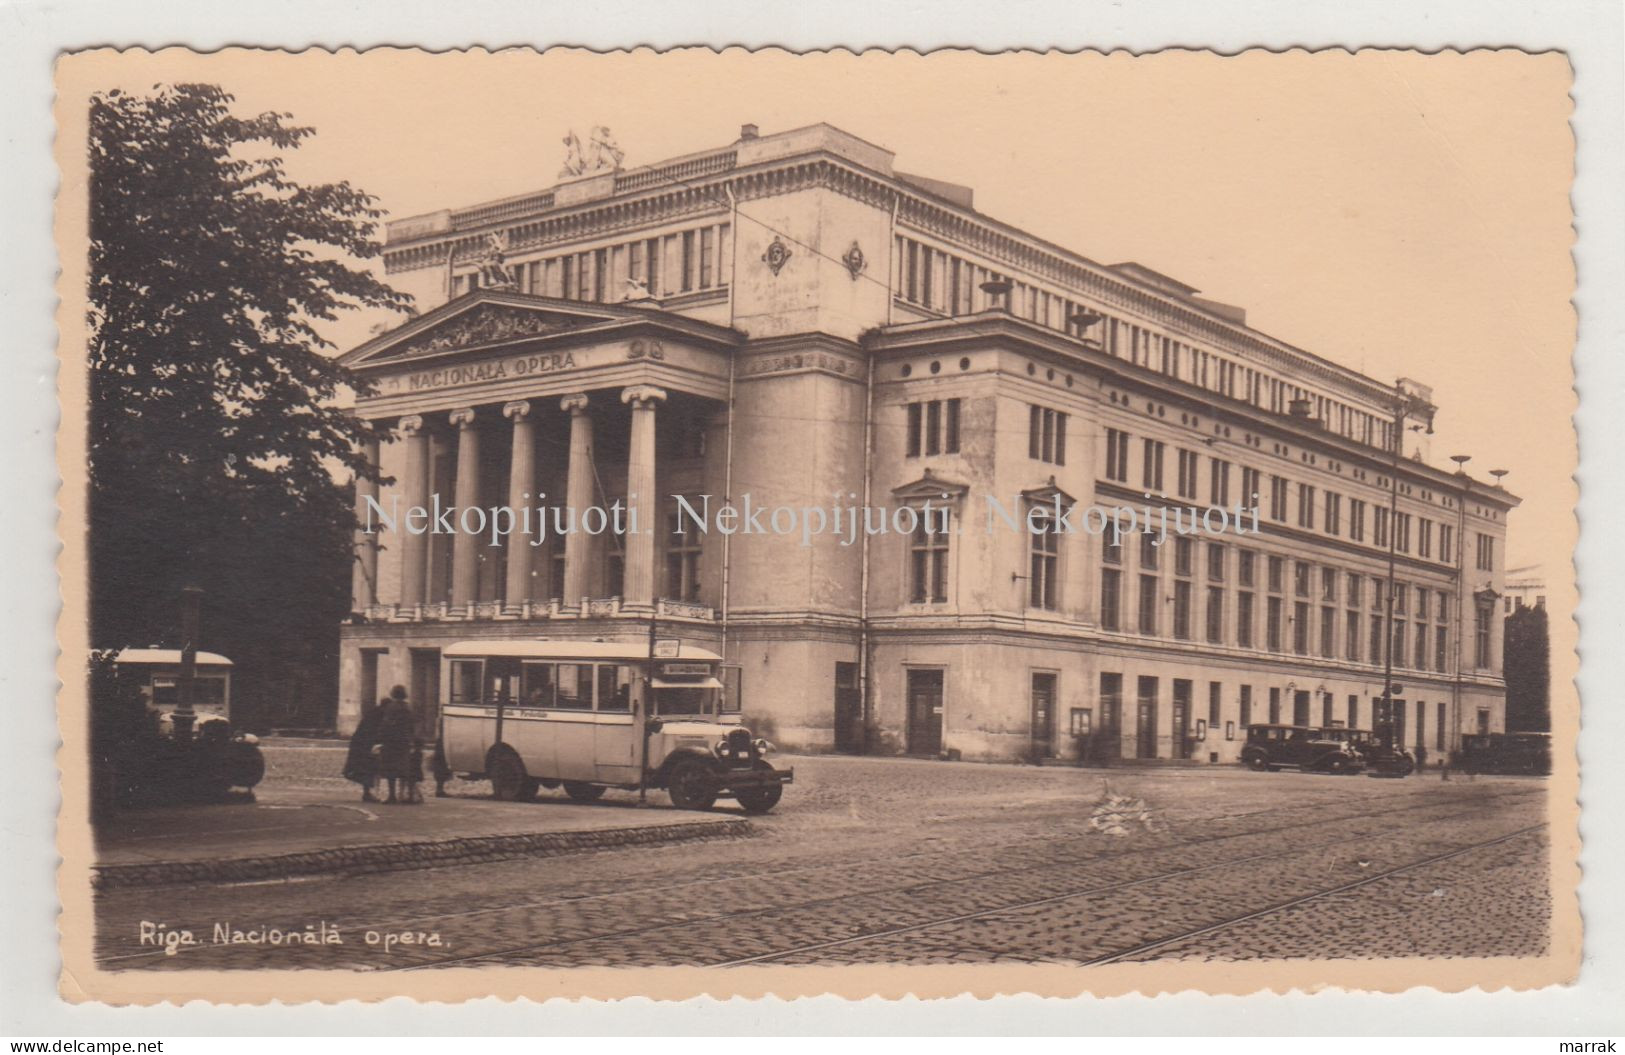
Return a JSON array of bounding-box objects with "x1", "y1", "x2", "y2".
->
[
  {"x1": 489, "y1": 747, "x2": 537, "y2": 802},
  {"x1": 666, "y1": 758, "x2": 718, "y2": 811}
]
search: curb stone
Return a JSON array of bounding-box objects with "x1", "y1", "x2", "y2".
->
[{"x1": 94, "y1": 817, "x2": 753, "y2": 890}]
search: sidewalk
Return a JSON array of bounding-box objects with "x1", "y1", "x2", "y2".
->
[{"x1": 93, "y1": 782, "x2": 750, "y2": 890}]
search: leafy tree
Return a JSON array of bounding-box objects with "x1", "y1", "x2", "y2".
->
[
  {"x1": 1503, "y1": 603, "x2": 1551, "y2": 733},
  {"x1": 87, "y1": 83, "x2": 410, "y2": 728}
]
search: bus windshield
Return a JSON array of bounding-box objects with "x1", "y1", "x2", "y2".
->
[{"x1": 654, "y1": 685, "x2": 718, "y2": 717}]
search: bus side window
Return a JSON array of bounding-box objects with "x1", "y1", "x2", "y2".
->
[
  {"x1": 597, "y1": 664, "x2": 633, "y2": 711},
  {"x1": 449, "y1": 660, "x2": 483, "y2": 706},
  {"x1": 556, "y1": 663, "x2": 593, "y2": 710},
  {"x1": 521, "y1": 661, "x2": 555, "y2": 707}
]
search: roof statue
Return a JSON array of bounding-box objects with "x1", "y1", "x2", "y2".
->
[
  {"x1": 559, "y1": 126, "x2": 625, "y2": 179},
  {"x1": 474, "y1": 231, "x2": 516, "y2": 290}
]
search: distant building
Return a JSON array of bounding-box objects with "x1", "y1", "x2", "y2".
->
[
  {"x1": 336, "y1": 122, "x2": 1517, "y2": 763},
  {"x1": 1504, "y1": 563, "x2": 1547, "y2": 613}
]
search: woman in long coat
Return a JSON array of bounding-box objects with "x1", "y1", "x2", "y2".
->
[
  {"x1": 342, "y1": 698, "x2": 383, "y2": 802},
  {"x1": 376, "y1": 685, "x2": 417, "y2": 804}
]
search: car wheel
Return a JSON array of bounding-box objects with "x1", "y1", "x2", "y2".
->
[
  {"x1": 666, "y1": 758, "x2": 718, "y2": 811},
  {"x1": 488, "y1": 747, "x2": 537, "y2": 802},
  {"x1": 1246, "y1": 753, "x2": 1270, "y2": 772},
  {"x1": 733, "y1": 762, "x2": 784, "y2": 815},
  {"x1": 563, "y1": 781, "x2": 605, "y2": 803}
]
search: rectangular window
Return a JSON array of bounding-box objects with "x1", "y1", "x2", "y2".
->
[
  {"x1": 1173, "y1": 581, "x2": 1193, "y2": 640},
  {"x1": 1237, "y1": 591, "x2": 1255, "y2": 648},
  {"x1": 1349, "y1": 499, "x2": 1366, "y2": 542},
  {"x1": 909, "y1": 515, "x2": 951, "y2": 604},
  {"x1": 1437, "y1": 701, "x2": 1447, "y2": 751},
  {"x1": 1321, "y1": 567, "x2": 1338, "y2": 603},
  {"x1": 1370, "y1": 613, "x2": 1385, "y2": 665},
  {"x1": 597, "y1": 665, "x2": 634, "y2": 712},
  {"x1": 1475, "y1": 600, "x2": 1493, "y2": 667},
  {"x1": 1396, "y1": 513, "x2": 1412, "y2": 553},
  {"x1": 1294, "y1": 561, "x2": 1312, "y2": 598},
  {"x1": 1269, "y1": 476, "x2": 1288, "y2": 521},
  {"x1": 907, "y1": 399, "x2": 961, "y2": 456},
  {"x1": 1206, "y1": 586, "x2": 1225, "y2": 644},
  {"x1": 1320, "y1": 606, "x2": 1336, "y2": 658},
  {"x1": 1348, "y1": 695, "x2": 1360, "y2": 729},
  {"x1": 1029, "y1": 508, "x2": 1059, "y2": 610},
  {"x1": 1209, "y1": 681, "x2": 1222, "y2": 726},
  {"x1": 1240, "y1": 685, "x2": 1253, "y2": 727},
  {"x1": 1440, "y1": 524, "x2": 1454, "y2": 563},
  {"x1": 1435, "y1": 624, "x2": 1448, "y2": 673},
  {"x1": 1346, "y1": 609, "x2": 1361, "y2": 661},
  {"x1": 1138, "y1": 574, "x2": 1159, "y2": 635},
  {"x1": 1347, "y1": 572, "x2": 1362, "y2": 607},
  {"x1": 554, "y1": 663, "x2": 593, "y2": 710},
  {"x1": 1392, "y1": 619, "x2": 1408, "y2": 667},
  {"x1": 1374, "y1": 508, "x2": 1390, "y2": 548},
  {"x1": 1267, "y1": 596, "x2": 1283, "y2": 651},
  {"x1": 681, "y1": 230, "x2": 695, "y2": 292},
  {"x1": 1141, "y1": 533, "x2": 1161, "y2": 571},
  {"x1": 1267, "y1": 555, "x2": 1284, "y2": 593},
  {"x1": 1325, "y1": 492, "x2": 1342, "y2": 535},
  {"x1": 1268, "y1": 686, "x2": 1281, "y2": 724},
  {"x1": 1209, "y1": 459, "x2": 1231, "y2": 506},
  {"x1": 1142, "y1": 439, "x2": 1166, "y2": 491},
  {"x1": 664, "y1": 509, "x2": 704, "y2": 602},
  {"x1": 1032, "y1": 407, "x2": 1070, "y2": 466},
  {"x1": 1477, "y1": 533, "x2": 1496, "y2": 572},
  {"x1": 1293, "y1": 601, "x2": 1310, "y2": 655},
  {"x1": 1100, "y1": 567, "x2": 1122, "y2": 631},
  {"x1": 1241, "y1": 467, "x2": 1262, "y2": 513},
  {"x1": 1175, "y1": 537, "x2": 1194, "y2": 578},
  {"x1": 1297, "y1": 483, "x2": 1316, "y2": 529},
  {"x1": 1416, "y1": 621, "x2": 1429, "y2": 670},
  {"x1": 1178, "y1": 450, "x2": 1200, "y2": 500},
  {"x1": 1322, "y1": 692, "x2": 1335, "y2": 728},
  {"x1": 1238, "y1": 549, "x2": 1256, "y2": 588},
  {"x1": 1099, "y1": 673, "x2": 1123, "y2": 736},
  {"x1": 646, "y1": 237, "x2": 661, "y2": 295},
  {"x1": 1208, "y1": 542, "x2": 1226, "y2": 582},
  {"x1": 1418, "y1": 519, "x2": 1433, "y2": 558},
  {"x1": 1101, "y1": 425, "x2": 1127, "y2": 478}
]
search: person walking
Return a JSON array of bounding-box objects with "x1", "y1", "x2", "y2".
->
[
  {"x1": 377, "y1": 685, "x2": 416, "y2": 804},
  {"x1": 342, "y1": 698, "x2": 383, "y2": 803}
]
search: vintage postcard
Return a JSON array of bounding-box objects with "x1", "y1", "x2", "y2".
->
[{"x1": 55, "y1": 46, "x2": 1581, "y2": 1004}]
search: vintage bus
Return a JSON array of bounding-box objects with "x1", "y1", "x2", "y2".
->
[{"x1": 440, "y1": 640, "x2": 792, "y2": 812}]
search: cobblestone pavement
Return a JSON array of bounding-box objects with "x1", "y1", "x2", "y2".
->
[{"x1": 93, "y1": 756, "x2": 1549, "y2": 970}]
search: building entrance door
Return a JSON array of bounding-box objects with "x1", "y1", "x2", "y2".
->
[
  {"x1": 833, "y1": 662, "x2": 862, "y2": 754},
  {"x1": 1292, "y1": 690, "x2": 1311, "y2": 727},
  {"x1": 1030, "y1": 673, "x2": 1057, "y2": 758},
  {"x1": 906, "y1": 668, "x2": 944, "y2": 756},
  {"x1": 410, "y1": 648, "x2": 441, "y2": 740},
  {"x1": 1172, "y1": 679, "x2": 1192, "y2": 759},
  {"x1": 1135, "y1": 676, "x2": 1159, "y2": 759}
]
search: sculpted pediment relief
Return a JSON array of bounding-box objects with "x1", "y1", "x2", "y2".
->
[{"x1": 375, "y1": 304, "x2": 598, "y2": 361}]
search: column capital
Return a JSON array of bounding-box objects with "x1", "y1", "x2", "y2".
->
[
  {"x1": 560, "y1": 393, "x2": 591, "y2": 415},
  {"x1": 621, "y1": 384, "x2": 668, "y2": 408},
  {"x1": 449, "y1": 407, "x2": 478, "y2": 429},
  {"x1": 397, "y1": 414, "x2": 425, "y2": 437},
  {"x1": 503, "y1": 399, "x2": 533, "y2": 421}
]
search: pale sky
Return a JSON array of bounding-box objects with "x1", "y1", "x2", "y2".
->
[{"x1": 60, "y1": 47, "x2": 1576, "y2": 570}]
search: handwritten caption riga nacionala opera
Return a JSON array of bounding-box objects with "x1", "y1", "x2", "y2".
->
[{"x1": 138, "y1": 920, "x2": 444, "y2": 956}]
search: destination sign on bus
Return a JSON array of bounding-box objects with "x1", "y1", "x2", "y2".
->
[{"x1": 660, "y1": 662, "x2": 711, "y2": 675}]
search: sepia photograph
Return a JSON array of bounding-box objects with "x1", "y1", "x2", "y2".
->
[{"x1": 50, "y1": 44, "x2": 1583, "y2": 1007}]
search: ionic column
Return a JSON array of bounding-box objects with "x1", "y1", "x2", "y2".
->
[
  {"x1": 621, "y1": 385, "x2": 666, "y2": 609},
  {"x1": 503, "y1": 400, "x2": 535, "y2": 610},
  {"x1": 449, "y1": 407, "x2": 481, "y2": 608},
  {"x1": 350, "y1": 435, "x2": 381, "y2": 611},
  {"x1": 398, "y1": 416, "x2": 428, "y2": 607},
  {"x1": 560, "y1": 394, "x2": 594, "y2": 606}
]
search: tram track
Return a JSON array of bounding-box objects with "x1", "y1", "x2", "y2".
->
[
  {"x1": 389, "y1": 792, "x2": 1541, "y2": 972},
  {"x1": 96, "y1": 783, "x2": 1543, "y2": 969}
]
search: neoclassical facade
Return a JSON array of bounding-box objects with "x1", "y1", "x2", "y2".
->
[{"x1": 338, "y1": 122, "x2": 1516, "y2": 763}]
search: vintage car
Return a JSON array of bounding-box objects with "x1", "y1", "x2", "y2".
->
[
  {"x1": 1240, "y1": 724, "x2": 1365, "y2": 774},
  {"x1": 441, "y1": 640, "x2": 793, "y2": 813},
  {"x1": 1454, "y1": 732, "x2": 1552, "y2": 775}
]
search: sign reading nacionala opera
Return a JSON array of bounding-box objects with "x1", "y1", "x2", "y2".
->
[{"x1": 386, "y1": 350, "x2": 581, "y2": 394}]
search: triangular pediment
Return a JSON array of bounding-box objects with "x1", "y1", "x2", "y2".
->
[
  {"x1": 891, "y1": 469, "x2": 970, "y2": 504},
  {"x1": 1021, "y1": 476, "x2": 1077, "y2": 509},
  {"x1": 341, "y1": 291, "x2": 644, "y2": 368}
]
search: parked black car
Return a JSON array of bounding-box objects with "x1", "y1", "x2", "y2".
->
[
  {"x1": 1454, "y1": 732, "x2": 1552, "y2": 775},
  {"x1": 1240, "y1": 724, "x2": 1365, "y2": 774}
]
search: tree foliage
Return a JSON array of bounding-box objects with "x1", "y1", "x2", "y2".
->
[{"x1": 87, "y1": 83, "x2": 410, "y2": 726}]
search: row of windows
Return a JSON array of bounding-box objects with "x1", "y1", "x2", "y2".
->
[
  {"x1": 1100, "y1": 431, "x2": 1480, "y2": 569},
  {"x1": 891, "y1": 234, "x2": 1397, "y2": 454},
  {"x1": 1092, "y1": 673, "x2": 1465, "y2": 752},
  {"x1": 454, "y1": 223, "x2": 732, "y2": 301}
]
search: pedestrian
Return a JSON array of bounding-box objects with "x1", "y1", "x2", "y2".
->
[
  {"x1": 342, "y1": 698, "x2": 383, "y2": 803},
  {"x1": 402, "y1": 738, "x2": 426, "y2": 805},
  {"x1": 377, "y1": 685, "x2": 416, "y2": 804},
  {"x1": 431, "y1": 737, "x2": 453, "y2": 798}
]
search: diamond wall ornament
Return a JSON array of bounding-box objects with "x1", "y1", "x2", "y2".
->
[
  {"x1": 842, "y1": 241, "x2": 867, "y2": 281},
  {"x1": 762, "y1": 236, "x2": 793, "y2": 276}
]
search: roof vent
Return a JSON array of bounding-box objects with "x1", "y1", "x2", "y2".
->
[{"x1": 739, "y1": 123, "x2": 760, "y2": 140}]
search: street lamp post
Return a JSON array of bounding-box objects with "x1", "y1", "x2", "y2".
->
[{"x1": 1378, "y1": 386, "x2": 1433, "y2": 756}]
